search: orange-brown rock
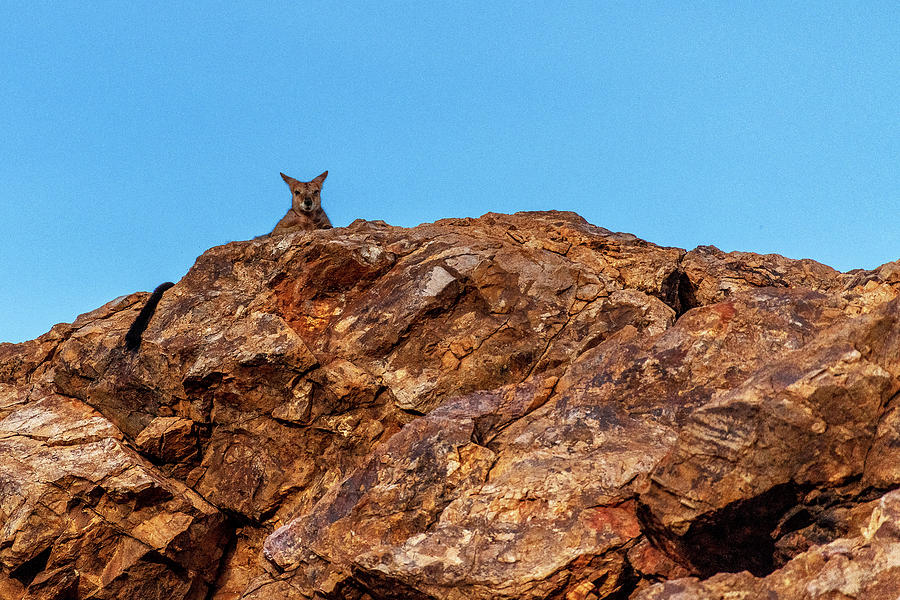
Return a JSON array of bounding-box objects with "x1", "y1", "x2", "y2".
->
[
  {"x1": 0, "y1": 386, "x2": 225, "y2": 599},
  {"x1": 1, "y1": 210, "x2": 899, "y2": 599}
]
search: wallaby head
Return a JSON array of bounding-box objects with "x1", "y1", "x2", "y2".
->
[
  {"x1": 270, "y1": 170, "x2": 332, "y2": 234},
  {"x1": 281, "y1": 171, "x2": 327, "y2": 215}
]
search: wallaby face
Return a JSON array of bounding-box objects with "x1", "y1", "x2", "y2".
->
[
  {"x1": 271, "y1": 170, "x2": 332, "y2": 233},
  {"x1": 282, "y1": 171, "x2": 326, "y2": 214}
]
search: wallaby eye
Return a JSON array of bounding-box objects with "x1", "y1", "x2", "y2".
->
[{"x1": 293, "y1": 190, "x2": 302, "y2": 195}]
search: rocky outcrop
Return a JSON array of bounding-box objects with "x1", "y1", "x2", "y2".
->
[{"x1": 1, "y1": 211, "x2": 899, "y2": 599}]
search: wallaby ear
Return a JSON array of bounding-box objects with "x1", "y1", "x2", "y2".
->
[
  {"x1": 280, "y1": 172, "x2": 299, "y2": 187},
  {"x1": 312, "y1": 171, "x2": 328, "y2": 186}
]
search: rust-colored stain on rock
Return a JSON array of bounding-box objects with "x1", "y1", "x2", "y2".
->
[
  {"x1": 584, "y1": 501, "x2": 641, "y2": 539},
  {"x1": 711, "y1": 300, "x2": 736, "y2": 323}
]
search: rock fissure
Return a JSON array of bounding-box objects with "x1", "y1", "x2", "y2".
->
[
  {"x1": 9, "y1": 546, "x2": 51, "y2": 587},
  {"x1": 523, "y1": 298, "x2": 581, "y2": 380}
]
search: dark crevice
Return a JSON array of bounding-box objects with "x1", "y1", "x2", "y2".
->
[
  {"x1": 659, "y1": 269, "x2": 699, "y2": 318},
  {"x1": 773, "y1": 505, "x2": 815, "y2": 537},
  {"x1": 329, "y1": 567, "x2": 436, "y2": 600},
  {"x1": 470, "y1": 419, "x2": 491, "y2": 447},
  {"x1": 771, "y1": 483, "x2": 900, "y2": 566},
  {"x1": 10, "y1": 546, "x2": 52, "y2": 586},
  {"x1": 603, "y1": 566, "x2": 641, "y2": 600},
  {"x1": 143, "y1": 549, "x2": 189, "y2": 578},
  {"x1": 219, "y1": 506, "x2": 265, "y2": 529},
  {"x1": 257, "y1": 502, "x2": 283, "y2": 525},
  {"x1": 203, "y1": 524, "x2": 239, "y2": 600},
  {"x1": 398, "y1": 407, "x2": 426, "y2": 417},
  {"x1": 638, "y1": 482, "x2": 809, "y2": 578}
]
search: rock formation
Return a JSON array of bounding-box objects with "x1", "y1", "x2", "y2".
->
[{"x1": 1, "y1": 211, "x2": 899, "y2": 599}]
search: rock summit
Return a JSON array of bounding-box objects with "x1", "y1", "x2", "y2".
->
[{"x1": 2, "y1": 211, "x2": 899, "y2": 599}]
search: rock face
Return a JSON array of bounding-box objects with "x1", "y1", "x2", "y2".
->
[{"x1": 1, "y1": 210, "x2": 899, "y2": 600}]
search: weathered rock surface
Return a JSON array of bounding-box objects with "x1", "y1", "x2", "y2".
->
[
  {"x1": 0, "y1": 385, "x2": 225, "y2": 599},
  {"x1": 1, "y1": 210, "x2": 899, "y2": 599}
]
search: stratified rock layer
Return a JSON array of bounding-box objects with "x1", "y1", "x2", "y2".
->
[{"x1": 1, "y1": 211, "x2": 899, "y2": 599}]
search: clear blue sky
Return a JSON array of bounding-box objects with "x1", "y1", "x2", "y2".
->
[{"x1": 2, "y1": 3, "x2": 898, "y2": 343}]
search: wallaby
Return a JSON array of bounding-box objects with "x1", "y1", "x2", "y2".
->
[
  {"x1": 124, "y1": 281, "x2": 174, "y2": 351},
  {"x1": 124, "y1": 171, "x2": 330, "y2": 350},
  {"x1": 271, "y1": 171, "x2": 332, "y2": 233}
]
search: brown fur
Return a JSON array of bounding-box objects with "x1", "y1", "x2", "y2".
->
[{"x1": 271, "y1": 171, "x2": 332, "y2": 234}]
